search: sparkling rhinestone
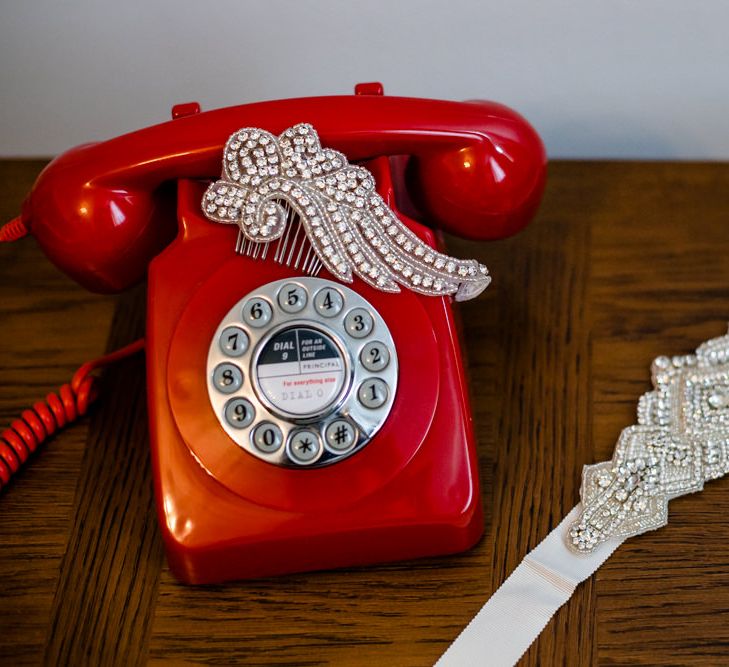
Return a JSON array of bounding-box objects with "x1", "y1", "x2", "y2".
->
[{"x1": 709, "y1": 393, "x2": 728, "y2": 409}]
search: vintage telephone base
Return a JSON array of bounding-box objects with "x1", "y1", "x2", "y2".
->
[{"x1": 147, "y1": 181, "x2": 483, "y2": 583}]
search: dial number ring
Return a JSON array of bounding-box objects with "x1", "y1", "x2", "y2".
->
[{"x1": 207, "y1": 277, "x2": 398, "y2": 468}]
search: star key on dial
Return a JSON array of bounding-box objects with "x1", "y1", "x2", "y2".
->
[{"x1": 288, "y1": 429, "x2": 322, "y2": 465}]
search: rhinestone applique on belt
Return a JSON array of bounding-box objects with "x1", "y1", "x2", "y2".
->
[{"x1": 569, "y1": 327, "x2": 729, "y2": 553}]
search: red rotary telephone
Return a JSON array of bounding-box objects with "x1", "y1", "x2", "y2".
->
[{"x1": 1, "y1": 83, "x2": 546, "y2": 583}]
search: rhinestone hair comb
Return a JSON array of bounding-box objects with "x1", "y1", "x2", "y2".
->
[
  {"x1": 569, "y1": 326, "x2": 729, "y2": 553},
  {"x1": 201, "y1": 123, "x2": 491, "y2": 301}
]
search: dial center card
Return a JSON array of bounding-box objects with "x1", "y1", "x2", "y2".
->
[{"x1": 255, "y1": 326, "x2": 347, "y2": 417}]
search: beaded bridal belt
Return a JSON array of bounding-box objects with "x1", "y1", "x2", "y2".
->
[{"x1": 437, "y1": 326, "x2": 729, "y2": 666}]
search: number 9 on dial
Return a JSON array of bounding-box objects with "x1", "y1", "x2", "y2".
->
[{"x1": 224, "y1": 398, "x2": 255, "y2": 428}]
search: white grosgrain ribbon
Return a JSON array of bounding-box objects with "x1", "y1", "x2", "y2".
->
[{"x1": 437, "y1": 326, "x2": 729, "y2": 666}]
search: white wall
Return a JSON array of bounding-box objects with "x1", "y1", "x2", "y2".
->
[{"x1": 1, "y1": 0, "x2": 728, "y2": 159}]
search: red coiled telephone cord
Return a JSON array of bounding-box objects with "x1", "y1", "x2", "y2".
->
[
  {"x1": 0, "y1": 216, "x2": 29, "y2": 242},
  {"x1": 0, "y1": 339, "x2": 144, "y2": 491},
  {"x1": 0, "y1": 217, "x2": 145, "y2": 490}
]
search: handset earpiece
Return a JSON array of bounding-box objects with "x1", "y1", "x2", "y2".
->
[
  {"x1": 405, "y1": 101, "x2": 546, "y2": 241},
  {"x1": 24, "y1": 146, "x2": 178, "y2": 293}
]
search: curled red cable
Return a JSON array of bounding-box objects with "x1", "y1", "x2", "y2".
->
[
  {"x1": 0, "y1": 217, "x2": 29, "y2": 242},
  {"x1": 0, "y1": 339, "x2": 144, "y2": 491}
]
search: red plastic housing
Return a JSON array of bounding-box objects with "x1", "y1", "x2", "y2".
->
[
  {"x1": 147, "y1": 180, "x2": 483, "y2": 582},
  {"x1": 16, "y1": 85, "x2": 546, "y2": 582}
]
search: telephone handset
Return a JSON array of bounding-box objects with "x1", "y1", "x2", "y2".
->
[{"x1": 5, "y1": 83, "x2": 545, "y2": 582}]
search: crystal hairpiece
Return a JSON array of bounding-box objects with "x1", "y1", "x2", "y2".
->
[
  {"x1": 201, "y1": 123, "x2": 490, "y2": 301},
  {"x1": 569, "y1": 326, "x2": 729, "y2": 553}
]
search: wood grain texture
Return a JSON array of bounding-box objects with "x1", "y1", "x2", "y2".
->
[{"x1": 1, "y1": 160, "x2": 728, "y2": 666}]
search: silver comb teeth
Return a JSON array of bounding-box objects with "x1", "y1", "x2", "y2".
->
[{"x1": 235, "y1": 202, "x2": 322, "y2": 276}]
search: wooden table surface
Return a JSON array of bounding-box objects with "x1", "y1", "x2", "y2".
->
[{"x1": 1, "y1": 160, "x2": 728, "y2": 666}]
